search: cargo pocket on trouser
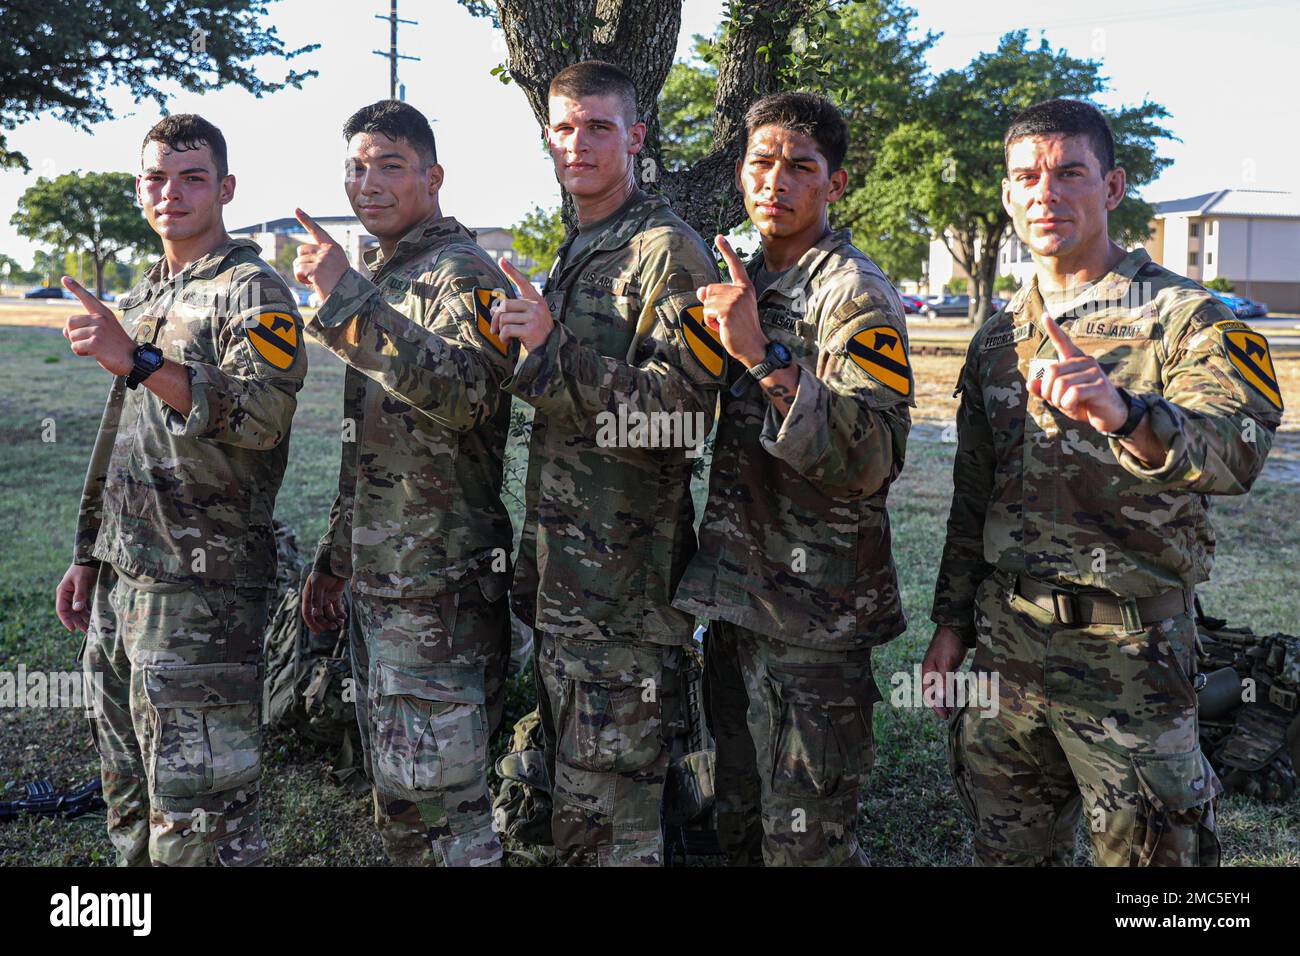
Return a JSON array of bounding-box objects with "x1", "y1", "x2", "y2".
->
[
  {"x1": 542, "y1": 638, "x2": 668, "y2": 863},
  {"x1": 945, "y1": 703, "x2": 979, "y2": 825},
  {"x1": 760, "y1": 659, "x2": 879, "y2": 866},
  {"x1": 1130, "y1": 749, "x2": 1223, "y2": 867},
  {"x1": 141, "y1": 660, "x2": 265, "y2": 866},
  {"x1": 370, "y1": 660, "x2": 488, "y2": 802}
]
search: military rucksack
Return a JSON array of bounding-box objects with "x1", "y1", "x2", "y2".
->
[{"x1": 1196, "y1": 600, "x2": 1300, "y2": 804}]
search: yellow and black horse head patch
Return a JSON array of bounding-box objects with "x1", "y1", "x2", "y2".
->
[
  {"x1": 680, "y1": 304, "x2": 725, "y2": 379},
  {"x1": 245, "y1": 312, "x2": 299, "y2": 370},
  {"x1": 846, "y1": 325, "x2": 911, "y2": 397},
  {"x1": 1216, "y1": 319, "x2": 1282, "y2": 410},
  {"x1": 473, "y1": 287, "x2": 509, "y2": 356}
]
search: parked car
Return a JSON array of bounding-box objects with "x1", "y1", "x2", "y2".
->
[
  {"x1": 24, "y1": 285, "x2": 69, "y2": 299},
  {"x1": 1212, "y1": 291, "x2": 1253, "y2": 319},
  {"x1": 288, "y1": 286, "x2": 312, "y2": 306},
  {"x1": 922, "y1": 294, "x2": 971, "y2": 317},
  {"x1": 1239, "y1": 296, "x2": 1268, "y2": 318},
  {"x1": 895, "y1": 290, "x2": 926, "y2": 313}
]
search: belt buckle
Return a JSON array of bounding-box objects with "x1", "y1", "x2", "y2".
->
[{"x1": 1050, "y1": 588, "x2": 1079, "y2": 626}]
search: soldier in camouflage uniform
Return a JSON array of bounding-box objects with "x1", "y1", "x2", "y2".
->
[
  {"x1": 294, "y1": 101, "x2": 515, "y2": 867},
  {"x1": 673, "y1": 93, "x2": 911, "y2": 866},
  {"x1": 923, "y1": 100, "x2": 1283, "y2": 866},
  {"x1": 490, "y1": 61, "x2": 721, "y2": 866},
  {"x1": 55, "y1": 115, "x2": 306, "y2": 866}
]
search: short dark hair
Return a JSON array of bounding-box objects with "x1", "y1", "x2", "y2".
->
[
  {"x1": 548, "y1": 60, "x2": 638, "y2": 127},
  {"x1": 342, "y1": 100, "x2": 438, "y2": 166},
  {"x1": 142, "y1": 114, "x2": 228, "y2": 178},
  {"x1": 1004, "y1": 98, "x2": 1116, "y2": 172},
  {"x1": 743, "y1": 92, "x2": 849, "y2": 172}
]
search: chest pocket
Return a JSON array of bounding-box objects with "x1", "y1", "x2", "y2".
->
[
  {"x1": 761, "y1": 305, "x2": 818, "y2": 364},
  {"x1": 979, "y1": 327, "x2": 1033, "y2": 432},
  {"x1": 566, "y1": 272, "x2": 642, "y2": 359},
  {"x1": 1062, "y1": 315, "x2": 1163, "y2": 392},
  {"x1": 156, "y1": 303, "x2": 220, "y2": 367}
]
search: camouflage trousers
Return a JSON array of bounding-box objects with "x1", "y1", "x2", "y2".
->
[
  {"x1": 82, "y1": 563, "x2": 269, "y2": 867},
  {"x1": 535, "y1": 634, "x2": 684, "y2": 866},
  {"x1": 703, "y1": 621, "x2": 880, "y2": 867},
  {"x1": 350, "y1": 578, "x2": 510, "y2": 866},
  {"x1": 948, "y1": 571, "x2": 1222, "y2": 867}
]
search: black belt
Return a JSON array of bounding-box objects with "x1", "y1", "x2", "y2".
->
[{"x1": 1015, "y1": 573, "x2": 1192, "y2": 631}]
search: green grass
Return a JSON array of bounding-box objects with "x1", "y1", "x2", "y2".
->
[{"x1": 0, "y1": 327, "x2": 1296, "y2": 866}]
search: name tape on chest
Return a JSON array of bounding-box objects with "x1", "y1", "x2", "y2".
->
[
  {"x1": 846, "y1": 325, "x2": 911, "y2": 397},
  {"x1": 246, "y1": 312, "x2": 299, "y2": 370},
  {"x1": 982, "y1": 323, "x2": 1035, "y2": 351},
  {"x1": 1216, "y1": 319, "x2": 1282, "y2": 410}
]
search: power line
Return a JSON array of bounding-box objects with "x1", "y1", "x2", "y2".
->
[{"x1": 372, "y1": 0, "x2": 420, "y2": 101}]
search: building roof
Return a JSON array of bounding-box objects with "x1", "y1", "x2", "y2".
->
[
  {"x1": 231, "y1": 216, "x2": 512, "y2": 236},
  {"x1": 1153, "y1": 189, "x2": 1300, "y2": 219}
]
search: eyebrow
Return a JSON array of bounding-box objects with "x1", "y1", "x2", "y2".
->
[
  {"x1": 354, "y1": 152, "x2": 408, "y2": 162},
  {"x1": 1010, "y1": 161, "x2": 1090, "y2": 174},
  {"x1": 748, "y1": 148, "x2": 818, "y2": 164},
  {"x1": 144, "y1": 167, "x2": 210, "y2": 176}
]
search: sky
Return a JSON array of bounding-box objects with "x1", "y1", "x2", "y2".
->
[{"x1": 2, "y1": 0, "x2": 1296, "y2": 269}]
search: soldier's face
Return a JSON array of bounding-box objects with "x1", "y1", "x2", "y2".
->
[
  {"x1": 1003, "y1": 134, "x2": 1126, "y2": 261},
  {"x1": 343, "y1": 132, "x2": 443, "y2": 239},
  {"x1": 546, "y1": 94, "x2": 645, "y2": 198},
  {"x1": 137, "y1": 141, "x2": 234, "y2": 243},
  {"x1": 737, "y1": 125, "x2": 847, "y2": 242}
]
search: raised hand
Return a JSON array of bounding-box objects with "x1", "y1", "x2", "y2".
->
[
  {"x1": 492, "y1": 258, "x2": 554, "y2": 353},
  {"x1": 293, "y1": 208, "x2": 349, "y2": 301},
  {"x1": 61, "y1": 276, "x2": 135, "y2": 376},
  {"x1": 696, "y1": 235, "x2": 766, "y2": 368},
  {"x1": 1028, "y1": 314, "x2": 1129, "y2": 434}
]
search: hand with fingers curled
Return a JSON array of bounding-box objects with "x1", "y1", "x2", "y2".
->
[
  {"x1": 492, "y1": 258, "x2": 554, "y2": 353},
  {"x1": 60, "y1": 276, "x2": 135, "y2": 377},
  {"x1": 292, "y1": 208, "x2": 350, "y2": 301},
  {"x1": 1028, "y1": 314, "x2": 1131, "y2": 434},
  {"x1": 695, "y1": 234, "x2": 767, "y2": 368}
]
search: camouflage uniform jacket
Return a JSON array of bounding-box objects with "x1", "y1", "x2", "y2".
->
[
  {"x1": 308, "y1": 215, "x2": 516, "y2": 600},
  {"x1": 932, "y1": 248, "x2": 1283, "y2": 645},
  {"x1": 503, "y1": 191, "x2": 722, "y2": 646},
  {"x1": 74, "y1": 238, "x2": 306, "y2": 587},
  {"x1": 674, "y1": 229, "x2": 914, "y2": 651}
]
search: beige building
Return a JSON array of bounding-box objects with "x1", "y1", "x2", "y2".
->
[{"x1": 1143, "y1": 189, "x2": 1300, "y2": 311}]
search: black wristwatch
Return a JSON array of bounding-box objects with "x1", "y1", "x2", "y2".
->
[
  {"x1": 125, "y1": 343, "x2": 165, "y2": 389},
  {"x1": 1099, "y1": 387, "x2": 1149, "y2": 439},
  {"x1": 730, "y1": 340, "x2": 792, "y2": 397}
]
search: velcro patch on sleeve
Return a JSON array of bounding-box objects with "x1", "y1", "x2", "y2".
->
[
  {"x1": 472, "y1": 287, "x2": 509, "y2": 355},
  {"x1": 1216, "y1": 319, "x2": 1282, "y2": 410},
  {"x1": 679, "y1": 303, "x2": 725, "y2": 379},
  {"x1": 845, "y1": 325, "x2": 912, "y2": 397},
  {"x1": 244, "y1": 312, "x2": 299, "y2": 370}
]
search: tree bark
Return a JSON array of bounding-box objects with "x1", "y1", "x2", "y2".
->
[{"x1": 494, "y1": 0, "x2": 821, "y2": 235}]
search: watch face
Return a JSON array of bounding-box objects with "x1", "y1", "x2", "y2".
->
[
  {"x1": 138, "y1": 345, "x2": 164, "y2": 371},
  {"x1": 770, "y1": 342, "x2": 792, "y2": 363}
]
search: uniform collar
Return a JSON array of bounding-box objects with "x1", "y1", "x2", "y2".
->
[
  {"x1": 142, "y1": 236, "x2": 260, "y2": 286},
  {"x1": 746, "y1": 227, "x2": 852, "y2": 300},
  {"x1": 363, "y1": 214, "x2": 476, "y2": 272},
  {"x1": 1010, "y1": 247, "x2": 1153, "y2": 319}
]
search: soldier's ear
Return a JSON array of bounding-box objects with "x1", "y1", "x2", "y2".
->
[
  {"x1": 827, "y1": 167, "x2": 848, "y2": 203},
  {"x1": 627, "y1": 121, "x2": 646, "y2": 156},
  {"x1": 1104, "y1": 165, "x2": 1126, "y2": 211},
  {"x1": 219, "y1": 174, "x2": 236, "y2": 206},
  {"x1": 426, "y1": 163, "x2": 445, "y2": 197}
]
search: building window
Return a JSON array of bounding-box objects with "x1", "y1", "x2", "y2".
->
[
  {"x1": 1188, "y1": 250, "x2": 1199, "y2": 267},
  {"x1": 1190, "y1": 222, "x2": 1200, "y2": 238},
  {"x1": 1206, "y1": 251, "x2": 1213, "y2": 266},
  {"x1": 1208, "y1": 220, "x2": 1215, "y2": 236}
]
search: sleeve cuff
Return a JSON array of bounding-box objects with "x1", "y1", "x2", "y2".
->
[
  {"x1": 164, "y1": 361, "x2": 218, "y2": 436},
  {"x1": 930, "y1": 612, "x2": 978, "y2": 648},
  {"x1": 1107, "y1": 394, "x2": 1188, "y2": 482},
  {"x1": 502, "y1": 322, "x2": 566, "y2": 399},
  {"x1": 311, "y1": 269, "x2": 382, "y2": 330},
  {"x1": 758, "y1": 366, "x2": 828, "y2": 469}
]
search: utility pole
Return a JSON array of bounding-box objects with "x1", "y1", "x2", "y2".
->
[{"x1": 373, "y1": 0, "x2": 420, "y2": 100}]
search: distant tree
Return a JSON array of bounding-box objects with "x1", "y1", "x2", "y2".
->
[
  {"x1": 509, "y1": 205, "x2": 567, "y2": 276},
  {"x1": 11, "y1": 171, "x2": 155, "y2": 297},
  {"x1": 1205, "y1": 277, "x2": 1235, "y2": 292},
  {"x1": 864, "y1": 32, "x2": 1174, "y2": 322},
  {"x1": 0, "y1": 0, "x2": 318, "y2": 172},
  {"x1": 944, "y1": 277, "x2": 968, "y2": 295},
  {"x1": 994, "y1": 273, "x2": 1021, "y2": 293}
]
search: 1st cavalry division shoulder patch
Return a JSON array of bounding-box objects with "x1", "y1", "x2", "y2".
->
[
  {"x1": 680, "y1": 303, "x2": 725, "y2": 379},
  {"x1": 846, "y1": 325, "x2": 912, "y2": 397},
  {"x1": 1216, "y1": 319, "x2": 1282, "y2": 410},
  {"x1": 246, "y1": 312, "x2": 299, "y2": 370},
  {"x1": 473, "y1": 287, "x2": 508, "y2": 355}
]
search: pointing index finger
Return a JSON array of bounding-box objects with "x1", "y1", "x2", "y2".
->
[
  {"x1": 61, "y1": 276, "x2": 106, "y2": 312},
  {"x1": 294, "y1": 208, "x2": 333, "y2": 245},
  {"x1": 498, "y1": 257, "x2": 543, "y2": 303},
  {"x1": 714, "y1": 235, "x2": 751, "y2": 288},
  {"x1": 1043, "y1": 314, "x2": 1084, "y2": 359}
]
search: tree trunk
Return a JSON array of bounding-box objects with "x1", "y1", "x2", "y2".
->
[
  {"x1": 967, "y1": 221, "x2": 1005, "y2": 324},
  {"x1": 494, "y1": 0, "x2": 820, "y2": 236}
]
